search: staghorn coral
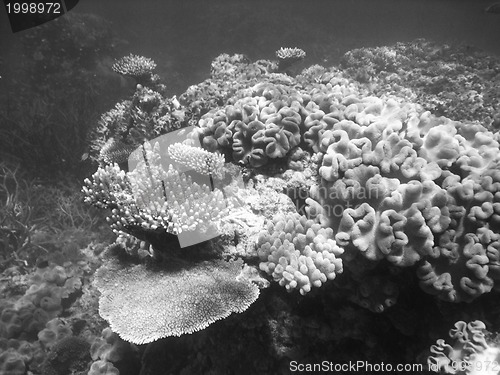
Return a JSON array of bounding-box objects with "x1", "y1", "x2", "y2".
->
[
  {"x1": 257, "y1": 212, "x2": 343, "y2": 295},
  {"x1": 94, "y1": 257, "x2": 260, "y2": 344}
]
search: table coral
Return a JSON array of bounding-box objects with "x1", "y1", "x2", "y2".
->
[
  {"x1": 94, "y1": 257, "x2": 260, "y2": 344},
  {"x1": 276, "y1": 47, "x2": 306, "y2": 73}
]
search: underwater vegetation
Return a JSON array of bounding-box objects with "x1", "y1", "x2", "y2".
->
[
  {"x1": 0, "y1": 13, "x2": 127, "y2": 178},
  {"x1": 2, "y1": 38, "x2": 500, "y2": 374}
]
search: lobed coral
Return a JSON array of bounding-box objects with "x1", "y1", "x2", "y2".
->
[
  {"x1": 300, "y1": 94, "x2": 500, "y2": 302},
  {"x1": 0, "y1": 262, "x2": 86, "y2": 340},
  {"x1": 428, "y1": 320, "x2": 500, "y2": 375}
]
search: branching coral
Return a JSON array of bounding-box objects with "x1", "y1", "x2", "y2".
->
[
  {"x1": 83, "y1": 141, "x2": 232, "y2": 251},
  {"x1": 276, "y1": 47, "x2": 306, "y2": 72},
  {"x1": 112, "y1": 54, "x2": 157, "y2": 80},
  {"x1": 88, "y1": 85, "x2": 189, "y2": 162},
  {"x1": 94, "y1": 258, "x2": 260, "y2": 344},
  {"x1": 167, "y1": 142, "x2": 225, "y2": 178},
  {"x1": 257, "y1": 212, "x2": 343, "y2": 295}
]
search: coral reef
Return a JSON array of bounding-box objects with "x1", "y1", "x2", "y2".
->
[
  {"x1": 3, "y1": 37, "x2": 500, "y2": 374},
  {"x1": 340, "y1": 39, "x2": 500, "y2": 128}
]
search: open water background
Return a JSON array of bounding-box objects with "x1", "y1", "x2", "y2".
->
[{"x1": 2, "y1": 0, "x2": 500, "y2": 94}]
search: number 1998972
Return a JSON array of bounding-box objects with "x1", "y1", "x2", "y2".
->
[{"x1": 6, "y1": 2, "x2": 61, "y2": 14}]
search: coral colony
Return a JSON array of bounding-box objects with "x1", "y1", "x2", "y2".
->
[
  {"x1": 80, "y1": 43, "x2": 500, "y2": 371},
  {"x1": 3, "y1": 40, "x2": 500, "y2": 374}
]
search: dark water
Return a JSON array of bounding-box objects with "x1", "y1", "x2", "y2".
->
[
  {"x1": 73, "y1": 0, "x2": 500, "y2": 85},
  {"x1": 2, "y1": 0, "x2": 500, "y2": 94}
]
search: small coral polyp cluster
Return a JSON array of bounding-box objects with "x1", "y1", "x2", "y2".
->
[{"x1": 84, "y1": 49, "x2": 500, "y2": 354}]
